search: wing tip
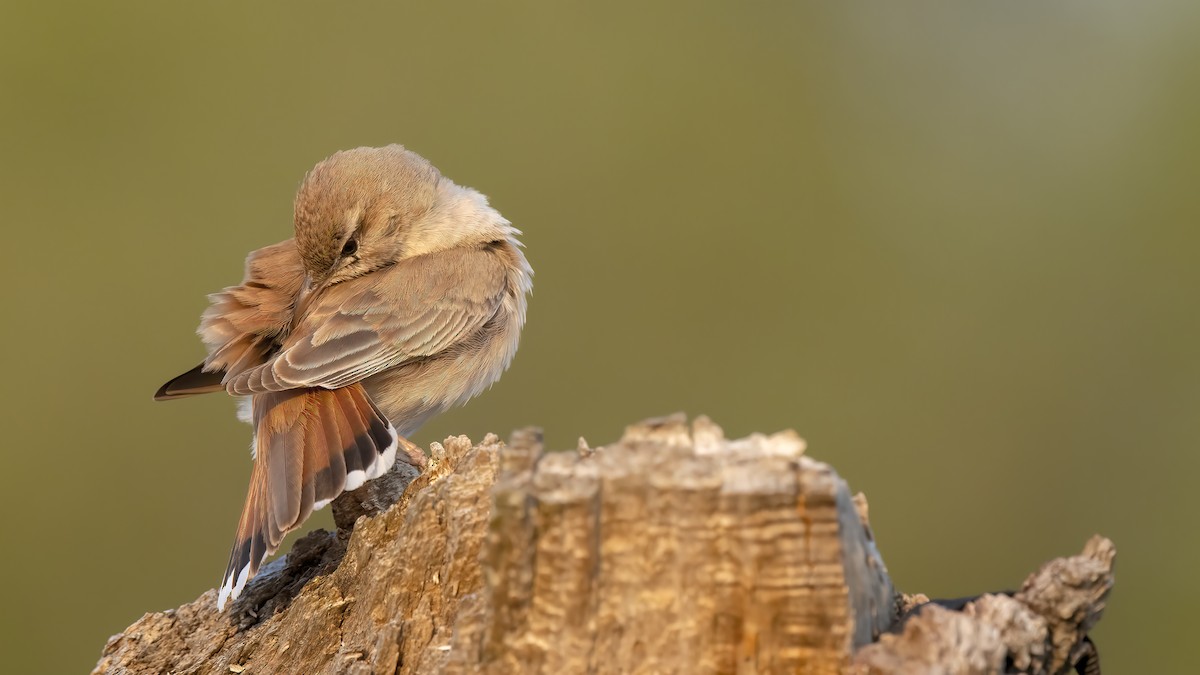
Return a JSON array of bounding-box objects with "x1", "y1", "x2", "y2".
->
[
  {"x1": 152, "y1": 382, "x2": 174, "y2": 401},
  {"x1": 155, "y1": 363, "x2": 225, "y2": 401}
]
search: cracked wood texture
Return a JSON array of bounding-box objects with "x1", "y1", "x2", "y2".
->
[
  {"x1": 93, "y1": 415, "x2": 1113, "y2": 675},
  {"x1": 852, "y1": 536, "x2": 1115, "y2": 675}
]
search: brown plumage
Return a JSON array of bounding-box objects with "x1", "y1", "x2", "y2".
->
[{"x1": 156, "y1": 145, "x2": 532, "y2": 610}]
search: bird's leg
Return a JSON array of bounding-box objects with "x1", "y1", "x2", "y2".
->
[{"x1": 395, "y1": 434, "x2": 427, "y2": 470}]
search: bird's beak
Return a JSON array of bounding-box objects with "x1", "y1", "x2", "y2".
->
[
  {"x1": 294, "y1": 265, "x2": 337, "y2": 319},
  {"x1": 293, "y1": 274, "x2": 318, "y2": 319}
]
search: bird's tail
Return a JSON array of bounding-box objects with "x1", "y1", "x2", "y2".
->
[{"x1": 216, "y1": 383, "x2": 399, "y2": 610}]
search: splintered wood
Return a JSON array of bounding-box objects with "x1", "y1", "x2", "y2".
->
[
  {"x1": 93, "y1": 415, "x2": 1112, "y2": 675},
  {"x1": 851, "y1": 536, "x2": 1114, "y2": 675}
]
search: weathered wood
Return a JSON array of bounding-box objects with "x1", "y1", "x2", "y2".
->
[
  {"x1": 471, "y1": 414, "x2": 894, "y2": 674},
  {"x1": 851, "y1": 536, "x2": 1114, "y2": 675},
  {"x1": 94, "y1": 432, "x2": 494, "y2": 675},
  {"x1": 93, "y1": 415, "x2": 1113, "y2": 675}
]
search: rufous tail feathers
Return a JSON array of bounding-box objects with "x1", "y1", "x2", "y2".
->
[{"x1": 216, "y1": 383, "x2": 399, "y2": 610}]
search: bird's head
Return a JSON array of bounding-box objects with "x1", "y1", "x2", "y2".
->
[{"x1": 292, "y1": 144, "x2": 516, "y2": 293}]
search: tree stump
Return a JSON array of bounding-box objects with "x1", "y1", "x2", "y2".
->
[{"x1": 93, "y1": 415, "x2": 1113, "y2": 675}]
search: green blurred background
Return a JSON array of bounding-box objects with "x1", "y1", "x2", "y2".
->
[{"x1": 1, "y1": 1, "x2": 1196, "y2": 672}]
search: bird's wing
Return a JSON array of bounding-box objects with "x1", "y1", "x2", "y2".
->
[
  {"x1": 155, "y1": 239, "x2": 306, "y2": 400},
  {"x1": 201, "y1": 239, "x2": 308, "y2": 374},
  {"x1": 222, "y1": 245, "x2": 510, "y2": 396}
]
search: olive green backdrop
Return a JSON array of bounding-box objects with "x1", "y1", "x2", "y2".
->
[{"x1": 2, "y1": 2, "x2": 1196, "y2": 672}]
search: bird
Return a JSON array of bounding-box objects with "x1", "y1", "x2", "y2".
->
[{"x1": 154, "y1": 145, "x2": 532, "y2": 610}]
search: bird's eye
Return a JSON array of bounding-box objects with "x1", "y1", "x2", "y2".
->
[{"x1": 341, "y1": 238, "x2": 358, "y2": 257}]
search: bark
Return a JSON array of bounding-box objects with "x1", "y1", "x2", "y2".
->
[{"x1": 93, "y1": 414, "x2": 1113, "y2": 675}]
